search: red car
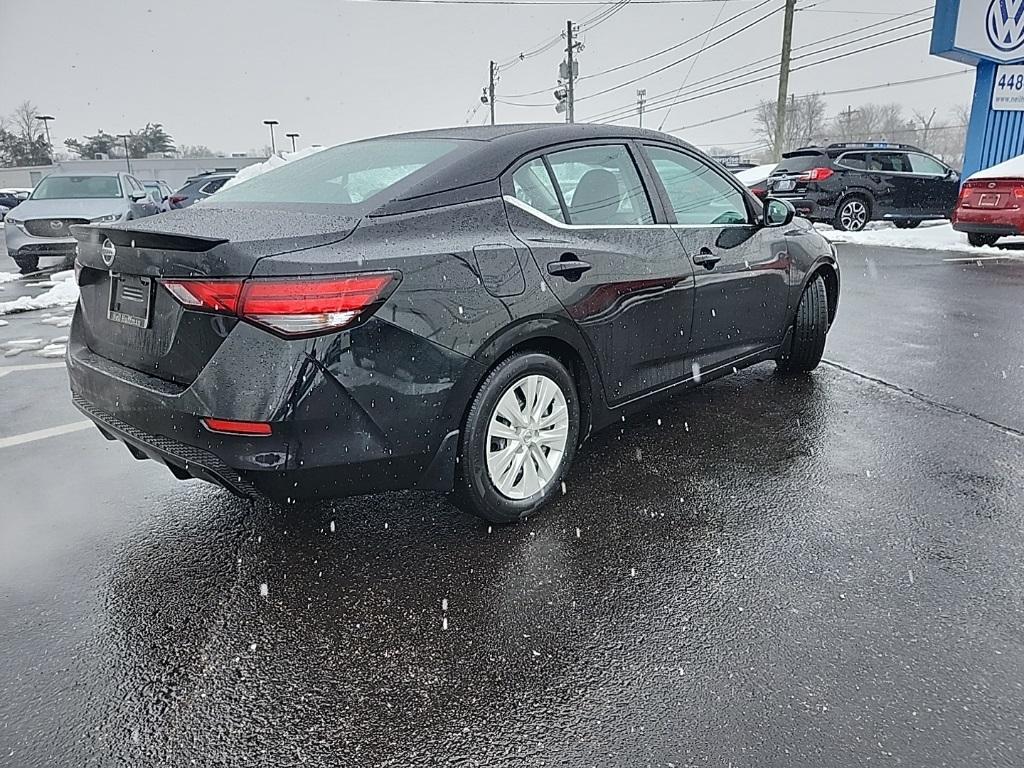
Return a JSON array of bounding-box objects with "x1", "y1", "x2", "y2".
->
[{"x1": 952, "y1": 160, "x2": 1024, "y2": 247}]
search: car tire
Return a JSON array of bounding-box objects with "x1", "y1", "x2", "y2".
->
[
  {"x1": 13, "y1": 254, "x2": 38, "y2": 274},
  {"x1": 833, "y1": 195, "x2": 871, "y2": 232},
  {"x1": 452, "y1": 352, "x2": 580, "y2": 524},
  {"x1": 967, "y1": 232, "x2": 999, "y2": 247},
  {"x1": 777, "y1": 274, "x2": 829, "y2": 374},
  {"x1": 894, "y1": 219, "x2": 921, "y2": 229}
]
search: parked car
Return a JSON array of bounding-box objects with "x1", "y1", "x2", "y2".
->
[
  {"x1": 767, "y1": 142, "x2": 960, "y2": 231},
  {"x1": 734, "y1": 163, "x2": 777, "y2": 201},
  {"x1": 951, "y1": 154, "x2": 1024, "y2": 247},
  {"x1": 4, "y1": 172, "x2": 161, "y2": 273},
  {"x1": 0, "y1": 188, "x2": 33, "y2": 202},
  {"x1": 68, "y1": 124, "x2": 839, "y2": 524},
  {"x1": 142, "y1": 180, "x2": 174, "y2": 212},
  {"x1": 168, "y1": 170, "x2": 236, "y2": 209},
  {"x1": 0, "y1": 189, "x2": 28, "y2": 221}
]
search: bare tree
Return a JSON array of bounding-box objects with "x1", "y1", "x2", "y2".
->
[
  {"x1": 11, "y1": 101, "x2": 43, "y2": 142},
  {"x1": 754, "y1": 93, "x2": 827, "y2": 154}
]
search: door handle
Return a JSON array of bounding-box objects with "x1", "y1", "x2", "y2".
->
[
  {"x1": 692, "y1": 248, "x2": 721, "y2": 269},
  {"x1": 547, "y1": 257, "x2": 592, "y2": 279}
]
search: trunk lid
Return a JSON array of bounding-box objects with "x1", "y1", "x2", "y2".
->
[
  {"x1": 72, "y1": 205, "x2": 362, "y2": 385},
  {"x1": 959, "y1": 178, "x2": 1024, "y2": 211}
]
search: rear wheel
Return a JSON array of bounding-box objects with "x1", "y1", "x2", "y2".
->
[
  {"x1": 833, "y1": 196, "x2": 870, "y2": 232},
  {"x1": 968, "y1": 232, "x2": 999, "y2": 247},
  {"x1": 777, "y1": 275, "x2": 829, "y2": 374},
  {"x1": 894, "y1": 219, "x2": 921, "y2": 229},
  {"x1": 12, "y1": 254, "x2": 38, "y2": 274},
  {"x1": 453, "y1": 352, "x2": 579, "y2": 524}
]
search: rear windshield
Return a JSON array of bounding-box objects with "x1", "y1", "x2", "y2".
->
[
  {"x1": 211, "y1": 138, "x2": 465, "y2": 206},
  {"x1": 32, "y1": 175, "x2": 122, "y2": 200},
  {"x1": 774, "y1": 153, "x2": 827, "y2": 174}
]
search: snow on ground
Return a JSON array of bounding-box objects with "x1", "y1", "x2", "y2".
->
[
  {"x1": 220, "y1": 145, "x2": 329, "y2": 191},
  {"x1": 817, "y1": 221, "x2": 1024, "y2": 255},
  {"x1": 0, "y1": 270, "x2": 78, "y2": 315},
  {"x1": 0, "y1": 272, "x2": 20, "y2": 284}
]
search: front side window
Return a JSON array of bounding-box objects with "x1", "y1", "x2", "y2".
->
[
  {"x1": 909, "y1": 153, "x2": 947, "y2": 175},
  {"x1": 510, "y1": 158, "x2": 565, "y2": 222},
  {"x1": 32, "y1": 175, "x2": 122, "y2": 200},
  {"x1": 645, "y1": 146, "x2": 749, "y2": 226},
  {"x1": 545, "y1": 145, "x2": 653, "y2": 225},
  {"x1": 212, "y1": 137, "x2": 464, "y2": 206}
]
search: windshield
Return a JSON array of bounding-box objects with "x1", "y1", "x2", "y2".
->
[
  {"x1": 31, "y1": 175, "x2": 122, "y2": 200},
  {"x1": 211, "y1": 138, "x2": 464, "y2": 206}
]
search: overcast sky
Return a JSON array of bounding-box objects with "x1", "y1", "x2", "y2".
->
[{"x1": 0, "y1": 0, "x2": 973, "y2": 155}]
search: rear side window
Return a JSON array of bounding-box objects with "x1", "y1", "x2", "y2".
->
[
  {"x1": 511, "y1": 159, "x2": 565, "y2": 222},
  {"x1": 545, "y1": 145, "x2": 653, "y2": 225},
  {"x1": 774, "y1": 152, "x2": 827, "y2": 174},
  {"x1": 212, "y1": 138, "x2": 464, "y2": 206},
  {"x1": 837, "y1": 152, "x2": 869, "y2": 170},
  {"x1": 200, "y1": 178, "x2": 228, "y2": 195}
]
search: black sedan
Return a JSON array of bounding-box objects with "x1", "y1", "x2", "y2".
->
[{"x1": 68, "y1": 124, "x2": 839, "y2": 524}]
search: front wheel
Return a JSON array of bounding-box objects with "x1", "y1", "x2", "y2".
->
[
  {"x1": 833, "y1": 196, "x2": 870, "y2": 232},
  {"x1": 453, "y1": 352, "x2": 579, "y2": 524},
  {"x1": 777, "y1": 275, "x2": 829, "y2": 374},
  {"x1": 968, "y1": 232, "x2": 999, "y2": 247}
]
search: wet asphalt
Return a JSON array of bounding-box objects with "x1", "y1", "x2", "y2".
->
[{"x1": 1, "y1": 240, "x2": 1023, "y2": 767}]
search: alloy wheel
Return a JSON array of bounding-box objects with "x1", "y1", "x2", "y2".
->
[
  {"x1": 485, "y1": 374, "x2": 569, "y2": 500},
  {"x1": 840, "y1": 200, "x2": 868, "y2": 231}
]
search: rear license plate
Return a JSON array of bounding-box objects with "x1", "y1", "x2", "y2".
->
[
  {"x1": 978, "y1": 193, "x2": 1000, "y2": 207},
  {"x1": 108, "y1": 273, "x2": 154, "y2": 329},
  {"x1": 773, "y1": 179, "x2": 795, "y2": 192}
]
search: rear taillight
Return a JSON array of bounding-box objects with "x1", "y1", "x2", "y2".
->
[
  {"x1": 161, "y1": 272, "x2": 399, "y2": 337},
  {"x1": 169, "y1": 195, "x2": 187, "y2": 205},
  {"x1": 751, "y1": 186, "x2": 767, "y2": 199},
  {"x1": 797, "y1": 167, "x2": 834, "y2": 182},
  {"x1": 1013, "y1": 186, "x2": 1024, "y2": 199}
]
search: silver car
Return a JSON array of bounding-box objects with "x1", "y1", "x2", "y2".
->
[{"x1": 4, "y1": 172, "x2": 160, "y2": 273}]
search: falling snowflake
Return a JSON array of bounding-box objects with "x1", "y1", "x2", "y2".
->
[
  {"x1": 259, "y1": 583, "x2": 268, "y2": 598},
  {"x1": 691, "y1": 362, "x2": 702, "y2": 383}
]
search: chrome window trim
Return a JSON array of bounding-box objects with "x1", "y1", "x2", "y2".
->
[{"x1": 503, "y1": 195, "x2": 754, "y2": 230}]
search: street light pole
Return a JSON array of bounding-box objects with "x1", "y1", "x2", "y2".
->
[
  {"x1": 36, "y1": 115, "x2": 55, "y2": 161},
  {"x1": 116, "y1": 133, "x2": 132, "y2": 174},
  {"x1": 286, "y1": 132, "x2": 300, "y2": 153},
  {"x1": 263, "y1": 120, "x2": 279, "y2": 155}
]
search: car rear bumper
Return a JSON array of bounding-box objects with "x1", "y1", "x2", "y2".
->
[
  {"x1": 951, "y1": 208, "x2": 1024, "y2": 236},
  {"x1": 67, "y1": 311, "x2": 479, "y2": 503}
]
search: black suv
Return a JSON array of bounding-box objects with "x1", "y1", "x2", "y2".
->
[
  {"x1": 767, "y1": 143, "x2": 960, "y2": 231},
  {"x1": 168, "y1": 170, "x2": 236, "y2": 209}
]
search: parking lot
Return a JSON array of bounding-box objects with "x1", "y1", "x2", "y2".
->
[{"x1": 2, "y1": 232, "x2": 1023, "y2": 766}]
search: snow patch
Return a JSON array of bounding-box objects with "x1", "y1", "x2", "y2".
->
[
  {"x1": 0, "y1": 273, "x2": 78, "y2": 315},
  {"x1": 817, "y1": 222, "x2": 1024, "y2": 254},
  {"x1": 0, "y1": 272, "x2": 20, "y2": 284},
  {"x1": 218, "y1": 145, "x2": 329, "y2": 191},
  {"x1": 734, "y1": 163, "x2": 776, "y2": 186},
  {"x1": 968, "y1": 153, "x2": 1024, "y2": 181}
]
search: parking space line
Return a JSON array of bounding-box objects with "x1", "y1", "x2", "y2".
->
[
  {"x1": 0, "y1": 362, "x2": 67, "y2": 378},
  {"x1": 0, "y1": 421, "x2": 93, "y2": 450}
]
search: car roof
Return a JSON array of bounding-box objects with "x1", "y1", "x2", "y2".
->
[{"x1": 354, "y1": 123, "x2": 702, "y2": 215}]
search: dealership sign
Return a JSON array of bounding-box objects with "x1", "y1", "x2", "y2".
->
[{"x1": 932, "y1": 0, "x2": 1024, "y2": 64}]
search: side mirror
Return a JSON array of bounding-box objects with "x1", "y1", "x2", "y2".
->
[
  {"x1": 764, "y1": 197, "x2": 795, "y2": 227},
  {"x1": 130, "y1": 190, "x2": 148, "y2": 201}
]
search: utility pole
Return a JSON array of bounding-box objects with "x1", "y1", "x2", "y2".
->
[
  {"x1": 116, "y1": 134, "x2": 132, "y2": 174},
  {"x1": 840, "y1": 105, "x2": 860, "y2": 141},
  {"x1": 773, "y1": 0, "x2": 797, "y2": 160},
  {"x1": 488, "y1": 60, "x2": 497, "y2": 126},
  {"x1": 566, "y1": 20, "x2": 576, "y2": 124},
  {"x1": 637, "y1": 89, "x2": 647, "y2": 128}
]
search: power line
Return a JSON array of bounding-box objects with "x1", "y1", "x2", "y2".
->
[
  {"x1": 585, "y1": 23, "x2": 933, "y2": 123},
  {"x1": 657, "y1": 0, "x2": 731, "y2": 130},
  {"x1": 499, "y1": 0, "x2": 775, "y2": 98},
  {"x1": 661, "y1": 70, "x2": 971, "y2": 134},
  {"x1": 362, "y1": 0, "x2": 761, "y2": 4},
  {"x1": 581, "y1": 11, "x2": 931, "y2": 121},
  {"x1": 574, "y1": 2, "x2": 785, "y2": 102}
]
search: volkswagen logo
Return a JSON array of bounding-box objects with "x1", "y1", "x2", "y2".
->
[
  {"x1": 49, "y1": 219, "x2": 64, "y2": 230},
  {"x1": 987, "y1": 0, "x2": 1024, "y2": 52},
  {"x1": 100, "y1": 238, "x2": 116, "y2": 267}
]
